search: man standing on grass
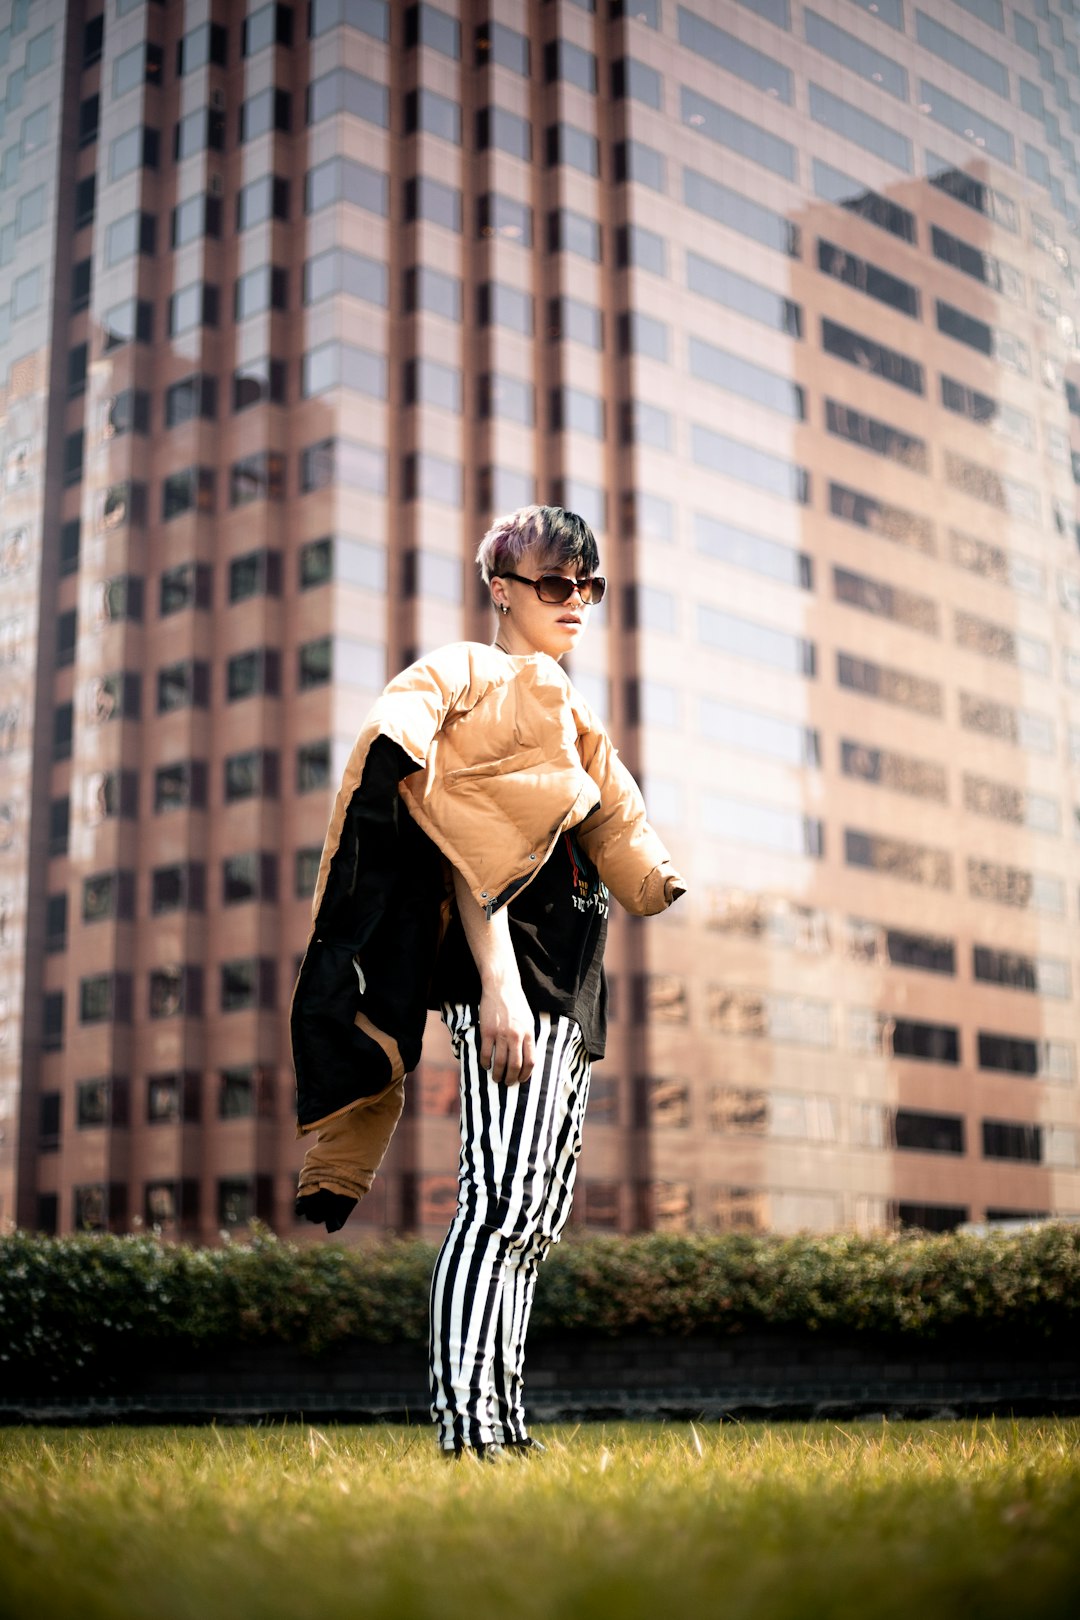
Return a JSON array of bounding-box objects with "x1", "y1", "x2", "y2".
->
[{"x1": 291, "y1": 505, "x2": 685, "y2": 1459}]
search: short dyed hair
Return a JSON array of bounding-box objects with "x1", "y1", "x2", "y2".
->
[{"x1": 476, "y1": 504, "x2": 599, "y2": 585}]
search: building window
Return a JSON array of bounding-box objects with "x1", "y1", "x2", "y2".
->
[
  {"x1": 234, "y1": 266, "x2": 288, "y2": 320},
  {"x1": 162, "y1": 467, "x2": 216, "y2": 521},
  {"x1": 150, "y1": 863, "x2": 206, "y2": 914},
  {"x1": 63, "y1": 431, "x2": 83, "y2": 487},
  {"x1": 299, "y1": 538, "x2": 333, "y2": 589},
  {"x1": 402, "y1": 357, "x2": 462, "y2": 411},
  {"x1": 818, "y1": 238, "x2": 920, "y2": 318},
  {"x1": 79, "y1": 973, "x2": 133, "y2": 1025},
  {"x1": 297, "y1": 739, "x2": 331, "y2": 793},
  {"x1": 896, "y1": 1203, "x2": 968, "y2": 1233},
  {"x1": 475, "y1": 19, "x2": 529, "y2": 74},
  {"x1": 982, "y1": 1119, "x2": 1043, "y2": 1162},
  {"x1": 171, "y1": 193, "x2": 223, "y2": 247},
  {"x1": 478, "y1": 373, "x2": 535, "y2": 426},
  {"x1": 403, "y1": 175, "x2": 462, "y2": 232},
  {"x1": 56, "y1": 609, "x2": 77, "y2": 667},
  {"x1": 100, "y1": 481, "x2": 149, "y2": 532},
  {"x1": 42, "y1": 990, "x2": 64, "y2": 1052},
  {"x1": 405, "y1": 2, "x2": 460, "y2": 56},
  {"x1": 85, "y1": 770, "x2": 138, "y2": 823},
  {"x1": 239, "y1": 86, "x2": 291, "y2": 141},
  {"x1": 225, "y1": 748, "x2": 280, "y2": 802},
  {"x1": 108, "y1": 126, "x2": 159, "y2": 182},
  {"x1": 476, "y1": 106, "x2": 531, "y2": 160},
  {"x1": 611, "y1": 56, "x2": 662, "y2": 108},
  {"x1": 477, "y1": 191, "x2": 532, "y2": 245},
  {"x1": 295, "y1": 846, "x2": 321, "y2": 898},
  {"x1": 244, "y1": 3, "x2": 294, "y2": 55},
  {"x1": 83, "y1": 14, "x2": 104, "y2": 68},
  {"x1": 153, "y1": 760, "x2": 208, "y2": 814},
  {"x1": 220, "y1": 957, "x2": 276, "y2": 1012},
  {"x1": 168, "y1": 283, "x2": 219, "y2": 336},
  {"x1": 476, "y1": 281, "x2": 533, "y2": 335},
  {"x1": 237, "y1": 174, "x2": 290, "y2": 230},
  {"x1": 218, "y1": 1178, "x2": 265, "y2": 1227},
  {"x1": 45, "y1": 892, "x2": 67, "y2": 953},
  {"x1": 547, "y1": 208, "x2": 601, "y2": 261},
  {"x1": 177, "y1": 21, "x2": 228, "y2": 73},
  {"x1": 76, "y1": 1076, "x2": 127, "y2": 1130},
  {"x1": 233, "y1": 359, "x2": 287, "y2": 411},
  {"x1": 308, "y1": 65, "x2": 389, "y2": 127},
  {"x1": 160, "y1": 562, "x2": 212, "y2": 616},
  {"x1": 175, "y1": 107, "x2": 226, "y2": 161},
  {"x1": 52, "y1": 703, "x2": 73, "y2": 762},
  {"x1": 895, "y1": 1108, "x2": 965, "y2": 1154},
  {"x1": 101, "y1": 299, "x2": 153, "y2": 353},
  {"x1": 546, "y1": 122, "x2": 600, "y2": 176},
  {"x1": 230, "y1": 453, "x2": 286, "y2": 507},
  {"x1": 305, "y1": 155, "x2": 389, "y2": 217},
  {"x1": 165, "y1": 375, "x2": 217, "y2": 428},
  {"x1": 150, "y1": 965, "x2": 204, "y2": 1020},
  {"x1": 298, "y1": 637, "x2": 332, "y2": 690},
  {"x1": 102, "y1": 392, "x2": 150, "y2": 442},
  {"x1": 157, "y1": 660, "x2": 210, "y2": 713},
  {"x1": 147, "y1": 1072, "x2": 201, "y2": 1126},
  {"x1": 227, "y1": 648, "x2": 281, "y2": 701},
  {"x1": 229, "y1": 550, "x2": 283, "y2": 602},
  {"x1": 82, "y1": 870, "x2": 135, "y2": 923},
  {"x1": 223, "y1": 853, "x2": 278, "y2": 905},
  {"x1": 39, "y1": 1092, "x2": 61, "y2": 1154},
  {"x1": 72, "y1": 258, "x2": 92, "y2": 311}
]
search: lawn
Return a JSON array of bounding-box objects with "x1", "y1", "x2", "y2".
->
[{"x1": 1, "y1": 1420, "x2": 1078, "y2": 1620}]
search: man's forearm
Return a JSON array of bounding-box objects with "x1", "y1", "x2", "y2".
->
[
  {"x1": 451, "y1": 867, "x2": 534, "y2": 1085},
  {"x1": 452, "y1": 868, "x2": 520, "y2": 989}
]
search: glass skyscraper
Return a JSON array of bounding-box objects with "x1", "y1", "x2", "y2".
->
[{"x1": 2, "y1": 0, "x2": 1080, "y2": 1242}]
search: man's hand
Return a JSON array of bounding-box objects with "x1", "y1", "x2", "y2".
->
[
  {"x1": 478, "y1": 977, "x2": 535, "y2": 1086},
  {"x1": 451, "y1": 867, "x2": 535, "y2": 1085}
]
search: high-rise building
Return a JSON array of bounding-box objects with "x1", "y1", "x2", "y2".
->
[{"x1": 3, "y1": 0, "x2": 1080, "y2": 1244}]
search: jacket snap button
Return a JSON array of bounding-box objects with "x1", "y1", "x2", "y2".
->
[
  {"x1": 528, "y1": 854, "x2": 537, "y2": 861},
  {"x1": 481, "y1": 891, "x2": 488, "y2": 897}
]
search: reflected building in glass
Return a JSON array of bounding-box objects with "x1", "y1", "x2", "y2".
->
[{"x1": 2, "y1": 0, "x2": 1080, "y2": 1241}]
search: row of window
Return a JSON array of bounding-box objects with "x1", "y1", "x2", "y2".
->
[
  {"x1": 40, "y1": 1068, "x2": 275, "y2": 1140},
  {"x1": 37, "y1": 1177, "x2": 273, "y2": 1235},
  {"x1": 654, "y1": 987, "x2": 1077, "y2": 1073},
  {"x1": 315, "y1": 41, "x2": 1080, "y2": 216},
  {"x1": 703, "y1": 888, "x2": 1075, "y2": 989},
  {"x1": 636, "y1": 1079, "x2": 1078, "y2": 1156},
  {"x1": 61, "y1": 641, "x2": 349, "y2": 720},
  {"x1": 47, "y1": 744, "x2": 332, "y2": 837},
  {"x1": 41, "y1": 959, "x2": 278, "y2": 1042},
  {"x1": 45, "y1": 856, "x2": 287, "y2": 942}
]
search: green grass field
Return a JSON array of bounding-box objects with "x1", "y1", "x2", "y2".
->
[{"x1": 1, "y1": 1420, "x2": 1078, "y2": 1620}]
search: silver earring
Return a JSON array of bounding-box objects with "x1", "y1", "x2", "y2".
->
[{"x1": 499, "y1": 603, "x2": 509, "y2": 615}]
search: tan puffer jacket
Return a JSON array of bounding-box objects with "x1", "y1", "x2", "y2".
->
[{"x1": 312, "y1": 640, "x2": 684, "y2": 922}]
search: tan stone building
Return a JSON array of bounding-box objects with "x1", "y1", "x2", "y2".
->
[{"x1": 2, "y1": 0, "x2": 1080, "y2": 1243}]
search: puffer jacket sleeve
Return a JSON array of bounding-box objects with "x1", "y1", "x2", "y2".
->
[{"x1": 572, "y1": 702, "x2": 687, "y2": 916}]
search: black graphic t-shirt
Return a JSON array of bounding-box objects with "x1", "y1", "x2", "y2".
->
[{"x1": 429, "y1": 831, "x2": 610, "y2": 1057}]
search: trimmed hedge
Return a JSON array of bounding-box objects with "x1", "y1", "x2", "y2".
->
[{"x1": 2, "y1": 1224, "x2": 1079, "y2": 1391}]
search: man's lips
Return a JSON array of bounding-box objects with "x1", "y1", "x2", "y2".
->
[{"x1": 558, "y1": 615, "x2": 582, "y2": 626}]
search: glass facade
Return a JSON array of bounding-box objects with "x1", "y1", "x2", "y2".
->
[{"x1": 2, "y1": 0, "x2": 1080, "y2": 1242}]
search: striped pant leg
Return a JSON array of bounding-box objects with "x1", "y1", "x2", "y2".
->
[{"x1": 428, "y1": 1006, "x2": 591, "y2": 1452}]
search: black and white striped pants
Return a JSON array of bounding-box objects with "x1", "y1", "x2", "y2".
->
[{"x1": 429, "y1": 1005, "x2": 592, "y2": 1451}]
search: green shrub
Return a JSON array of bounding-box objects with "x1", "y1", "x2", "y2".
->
[{"x1": 2, "y1": 1224, "x2": 1078, "y2": 1391}]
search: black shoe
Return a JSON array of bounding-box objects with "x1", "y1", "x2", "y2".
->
[{"x1": 444, "y1": 1440, "x2": 509, "y2": 1463}]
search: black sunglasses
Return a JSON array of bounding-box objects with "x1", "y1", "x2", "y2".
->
[{"x1": 499, "y1": 571, "x2": 607, "y2": 605}]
